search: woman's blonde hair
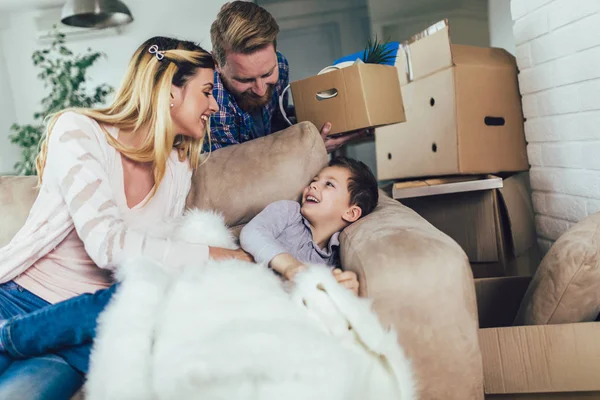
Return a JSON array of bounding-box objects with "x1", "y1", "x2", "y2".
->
[{"x1": 36, "y1": 36, "x2": 215, "y2": 200}]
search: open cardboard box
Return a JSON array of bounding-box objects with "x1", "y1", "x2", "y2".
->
[
  {"x1": 376, "y1": 20, "x2": 529, "y2": 180},
  {"x1": 400, "y1": 173, "x2": 540, "y2": 278},
  {"x1": 476, "y1": 276, "x2": 600, "y2": 399},
  {"x1": 291, "y1": 63, "x2": 405, "y2": 136}
]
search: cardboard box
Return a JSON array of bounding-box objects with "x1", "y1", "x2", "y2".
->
[
  {"x1": 291, "y1": 63, "x2": 405, "y2": 136},
  {"x1": 376, "y1": 20, "x2": 529, "y2": 180},
  {"x1": 475, "y1": 277, "x2": 600, "y2": 399},
  {"x1": 391, "y1": 175, "x2": 503, "y2": 199},
  {"x1": 400, "y1": 173, "x2": 540, "y2": 278}
]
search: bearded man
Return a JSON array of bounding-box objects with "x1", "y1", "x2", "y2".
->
[{"x1": 208, "y1": 1, "x2": 366, "y2": 154}]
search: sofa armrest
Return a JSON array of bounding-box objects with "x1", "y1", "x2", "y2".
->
[
  {"x1": 0, "y1": 176, "x2": 38, "y2": 247},
  {"x1": 340, "y1": 192, "x2": 483, "y2": 399}
]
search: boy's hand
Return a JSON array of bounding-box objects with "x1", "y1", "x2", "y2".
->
[{"x1": 333, "y1": 268, "x2": 359, "y2": 295}]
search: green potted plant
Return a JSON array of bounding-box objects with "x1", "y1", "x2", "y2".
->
[
  {"x1": 9, "y1": 28, "x2": 113, "y2": 175},
  {"x1": 362, "y1": 36, "x2": 396, "y2": 65}
]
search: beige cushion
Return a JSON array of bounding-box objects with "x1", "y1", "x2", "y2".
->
[
  {"x1": 341, "y1": 193, "x2": 483, "y2": 399},
  {"x1": 0, "y1": 176, "x2": 38, "y2": 247},
  {"x1": 515, "y1": 212, "x2": 600, "y2": 325},
  {"x1": 187, "y1": 121, "x2": 328, "y2": 227}
]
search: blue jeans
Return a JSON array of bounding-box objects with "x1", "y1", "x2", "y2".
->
[
  {"x1": 0, "y1": 281, "x2": 87, "y2": 400},
  {"x1": 0, "y1": 283, "x2": 118, "y2": 375}
]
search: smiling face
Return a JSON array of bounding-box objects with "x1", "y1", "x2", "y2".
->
[
  {"x1": 170, "y1": 67, "x2": 219, "y2": 140},
  {"x1": 301, "y1": 166, "x2": 362, "y2": 230},
  {"x1": 217, "y1": 44, "x2": 279, "y2": 111}
]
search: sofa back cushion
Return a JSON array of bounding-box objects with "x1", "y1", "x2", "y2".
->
[
  {"x1": 514, "y1": 212, "x2": 600, "y2": 324},
  {"x1": 0, "y1": 176, "x2": 38, "y2": 247},
  {"x1": 0, "y1": 123, "x2": 326, "y2": 246},
  {"x1": 187, "y1": 121, "x2": 328, "y2": 227}
]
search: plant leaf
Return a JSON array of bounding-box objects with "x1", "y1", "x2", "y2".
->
[
  {"x1": 362, "y1": 35, "x2": 397, "y2": 65},
  {"x1": 10, "y1": 28, "x2": 114, "y2": 175}
]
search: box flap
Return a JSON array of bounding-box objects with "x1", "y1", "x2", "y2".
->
[
  {"x1": 475, "y1": 276, "x2": 531, "y2": 328},
  {"x1": 403, "y1": 24, "x2": 453, "y2": 82},
  {"x1": 497, "y1": 173, "x2": 537, "y2": 258},
  {"x1": 480, "y1": 322, "x2": 600, "y2": 394},
  {"x1": 451, "y1": 45, "x2": 517, "y2": 69}
]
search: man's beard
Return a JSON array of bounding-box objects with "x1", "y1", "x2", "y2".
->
[{"x1": 235, "y1": 85, "x2": 274, "y2": 112}]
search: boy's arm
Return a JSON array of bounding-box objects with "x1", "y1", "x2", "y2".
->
[
  {"x1": 239, "y1": 200, "x2": 304, "y2": 278},
  {"x1": 269, "y1": 253, "x2": 305, "y2": 281}
]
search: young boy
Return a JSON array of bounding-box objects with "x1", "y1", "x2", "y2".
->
[
  {"x1": 240, "y1": 156, "x2": 379, "y2": 294},
  {"x1": 0, "y1": 157, "x2": 378, "y2": 372}
]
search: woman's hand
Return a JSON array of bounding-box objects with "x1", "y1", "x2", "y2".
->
[
  {"x1": 209, "y1": 247, "x2": 255, "y2": 263},
  {"x1": 332, "y1": 268, "x2": 359, "y2": 295}
]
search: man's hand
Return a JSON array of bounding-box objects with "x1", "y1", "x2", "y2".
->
[
  {"x1": 209, "y1": 247, "x2": 255, "y2": 263},
  {"x1": 332, "y1": 268, "x2": 359, "y2": 295},
  {"x1": 320, "y1": 122, "x2": 372, "y2": 154}
]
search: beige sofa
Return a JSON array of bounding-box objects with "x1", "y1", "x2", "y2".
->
[{"x1": 0, "y1": 122, "x2": 483, "y2": 399}]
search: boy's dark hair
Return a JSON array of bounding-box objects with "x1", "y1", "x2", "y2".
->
[{"x1": 328, "y1": 157, "x2": 379, "y2": 217}]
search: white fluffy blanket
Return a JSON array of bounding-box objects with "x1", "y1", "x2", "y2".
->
[{"x1": 84, "y1": 210, "x2": 416, "y2": 400}]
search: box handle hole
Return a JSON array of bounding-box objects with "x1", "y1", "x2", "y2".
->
[
  {"x1": 432, "y1": 143, "x2": 437, "y2": 153},
  {"x1": 484, "y1": 116, "x2": 505, "y2": 126},
  {"x1": 316, "y1": 89, "x2": 339, "y2": 101},
  {"x1": 387, "y1": 153, "x2": 392, "y2": 160},
  {"x1": 430, "y1": 97, "x2": 435, "y2": 106}
]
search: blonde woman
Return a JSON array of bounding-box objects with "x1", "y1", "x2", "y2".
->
[{"x1": 0, "y1": 36, "x2": 250, "y2": 399}]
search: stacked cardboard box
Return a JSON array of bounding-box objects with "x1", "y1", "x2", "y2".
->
[
  {"x1": 397, "y1": 173, "x2": 540, "y2": 278},
  {"x1": 379, "y1": 20, "x2": 535, "y2": 276},
  {"x1": 375, "y1": 20, "x2": 528, "y2": 181},
  {"x1": 379, "y1": 20, "x2": 600, "y2": 399}
]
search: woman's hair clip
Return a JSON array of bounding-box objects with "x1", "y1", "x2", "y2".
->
[{"x1": 149, "y1": 45, "x2": 165, "y2": 61}]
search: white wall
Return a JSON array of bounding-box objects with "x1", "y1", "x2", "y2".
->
[
  {"x1": 369, "y1": 0, "x2": 490, "y2": 46},
  {"x1": 488, "y1": 0, "x2": 516, "y2": 54},
  {"x1": 380, "y1": 10, "x2": 490, "y2": 47},
  {"x1": 511, "y1": 0, "x2": 600, "y2": 254},
  {"x1": 0, "y1": 0, "x2": 227, "y2": 174},
  {"x1": 261, "y1": 0, "x2": 369, "y2": 81}
]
